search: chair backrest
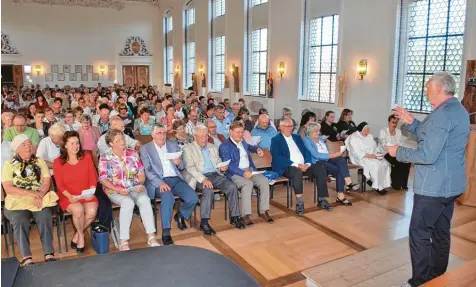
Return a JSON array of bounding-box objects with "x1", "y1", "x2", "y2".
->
[
  {"x1": 136, "y1": 135, "x2": 153, "y2": 145},
  {"x1": 251, "y1": 149, "x2": 272, "y2": 169},
  {"x1": 326, "y1": 140, "x2": 345, "y2": 154}
]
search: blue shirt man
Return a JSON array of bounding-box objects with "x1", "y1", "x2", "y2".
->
[
  {"x1": 201, "y1": 147, "x2": 216, "y2": 174},
  {"x1": 213, "y1": 105, "x2": 231, "y2": 139},
  {"x1": 251, "y1": 114, "x2": 278, "y2": 149}
]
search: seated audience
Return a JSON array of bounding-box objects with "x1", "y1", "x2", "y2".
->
[
  {"x1": 26, "y1": 103, "x2": 36, "y2": 124},
  {"x1": 346, "y1": 122, "x2": 390, "y2": 195},
  {"x1": 99, "y1": 130, "x2": 159, "y2": 251},
  {"x1": 63, "y1": 110, "x2": 80, "y2": 131},
  {"x1": 271, "y1": 118, "x2": 329, "y2": 214},
  {"x1": 29, "y1": 110, "x2": 50, "y2": 141},
  {"x1": 154, "y1": 100, "x2": 166, "y2": 123},
  {"x1": 213, "y1": 104, "x2": 232, "y2": 139},
  {"x1": 206, "y1": 119, "x2": 226, "y2": 149},
  {"x1": 36, "y1": 123, "x2": 65, "y2": 176},
  {"x1": 297, "y1": 111, "x2": 317, "y2": 139},
  {"x1": 140, "y1": 123, "x2": 198, "y2": 245},
  {"x1": 238, "y1": 107, "x2": 254, "y2": 132},
  {"x1": 226, "y1": 102, "x2": 241, "y2": 122},
  {"x1": 378, "y1": 115, "x2": 411, "y2": 190},
  {"x1": 255, "y1": 108, "x2": 277, "y2": 130},
  {"x1": 170, "y1": 120, "x2": 194, "y2": 150},
  {"x1": 73, "y1": 106, "x2": 84, "y2": 125},
  {"x1": 161, "y1": 104, "x2": 176, "y2": 132},
  {"x1": 174, "y1": 99, "x2": 186, "y2": 120},
  {"x1": 77, "y1": 115, "x2": 101, "y2": 167},
  {"x1": 2, "y1": 134, "x2": 58, "y2": 266},
  {"x1": 93, "y1": 104, "x2": 111, "y2": 134},
  {"x1": 282, "y1": 107, "x2": 297, "y2": 132},
  {"x1": 320, "y1": 111, "x2": 341, "y2": 142},
  {"x1": 34, "y1": 92, "x2": 49, "y2": 110},
  {"x1": 185, "y1": 108, "x2": 198, "y2": 136},
  {"x1": 98, "y1": 116, "x2": 139, "y2": 156},
  {"x1": 183, "y1": 124, "x2": 245, "y2": 235},
  {"x1": 1, "y1": 111, "x2": 14, "y2": 133},
  {"x1": 53, "y1": 131, "x2": 98, "y2": 254},
  {"x1": 44, "y1": 108, "x2": 58, "y2": 124},
  {"x1": 134, "y1": 107, "x2": 155, "y2": 136},
  {"x1": 303, "y1": 122, "x2": 360, "y2": 207},
  {"x1": 251, "y1": 114, "x2": 278, "y2": 150},
  {"x1": 233, "y1": 118, "x2": 253, "y2": 144},
  {"x1": 219, "y1": 122, "x2": 273, "y2": 225},
  {"x1": 336, "y1": 108, "x2": 357, "y2": 136},
  {"x1": 200, "y1": 103, "x2": 216, "y2": 123},
  {"x1": 3, "y1": 114, "x2": 41, "y2": 153}
]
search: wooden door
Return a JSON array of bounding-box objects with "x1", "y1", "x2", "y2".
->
[
  {"x1": 13, "y1": 65, "x2": 23, "y2": 88},
  {"x1": 122, "y1": 65, "x2": 149, "y2": 87},
  {"x1": 136, "y1": 66, "x2": 149, "y2": 86}
]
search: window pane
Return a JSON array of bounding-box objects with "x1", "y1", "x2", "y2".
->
[
  {"x1": 187, "y1": 8, "x2": 195, "y2": 26},
  {"x1": 260, "y1": 29, "x2": 268, "y2": 51},
  {"x1": 250, "y1": 28, "x2": 268, "y2": 96},
  {"x1": 399, "y1": 0, "x2": 466, "y2": 112},
  {"x1": 215, "y1": 0, "x2": 226, "y2": 17},
  {"x1": 321, "y1": 16, "x2": 333, "y2": 45},
  {"x1": 259, "y1": 52, "x2": 267, "y2": 73}
]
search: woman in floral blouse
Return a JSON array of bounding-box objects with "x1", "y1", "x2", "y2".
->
[{"x1": 98, "y1": 129, "x2": 159, "y2": 251}]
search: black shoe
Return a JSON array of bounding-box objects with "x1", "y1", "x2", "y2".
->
[
  {"x1": 346, "y1": 183, "x2": 360, "y2": 192},
  {"x1": 133, "y1": 206, "x2": 141, "y2": 217},
  {"x1": 76, "y1": 247, "x2": 85, "y2": 254},
  {"x1": 162, "y1": 235, "x2": 174, "y2": 245},
  {"x1": 402, "y1": 186, "x2": 409, "y2": 190},
  {"x1": 199, "y1": 224, "x2": 216, "y2": 236},
  {"x1": 336, "y1": 197, "x2": 352, "y2": 206},
  {"x1": 71, "y1": 240, "x2": 77, "y2": 250},
  {"x1": 174, "y1": 213, "x2": 188, "y2": 230},
  {"x1": 230, "y1": 216, "x2": 246, "y2": 230},
  {"x1": 366, "y1": 179, "x2": 373, "y2": 187},
  {"x1": 318, "y1": 199, "x2": 334, "y2": 211},
  {"x1": 376, "y1": 189, "x2": 388, "y2": 195},
  {"x1": 296, "y1": 202, "x2": 305, "y2": 216}
]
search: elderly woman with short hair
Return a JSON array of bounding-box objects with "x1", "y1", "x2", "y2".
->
[
  {"x1": 170, "y1": 119, "x2": 194, "y2": 150},
  {"x1": 36, "y1": 123, "x2": 65, "y2": 175},
  {"x1": 77, "y1": 115, "x2": 101, "y2": 167},
  {"x1": 134, "y1": 107, "x2": 155, "y2": 136},
  {"x1": 99, "y1": 129, "x2": 159, "y2": 251},
  {"x1": 2, "y1": 134, "x2": 59, "y2": 265},
  {"x1": 303, "y1": 122, "x2": 359, "y2": 209}
]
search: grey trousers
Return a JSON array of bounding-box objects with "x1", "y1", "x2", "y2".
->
[
  {"x1": 196, "y1": 172, "x2": 240, "y2": 219},
  {"x1": 108, "y1": 190, "x2": 156, "y2": 241},
  {"x1": 3, "y1": 208, "x2": 55, "y2": 257},
  {"x1": 231, "y1": 174, "x2": 270, "y2": 215}
]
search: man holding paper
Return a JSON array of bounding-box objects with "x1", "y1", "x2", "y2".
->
[
  {"x1": 183, "y1": 124, "x2": 246, "y2": 235},
  {"x1": 219, "y1": 122, "x2": 273, "y2": 226},
  {"x1": 140, "y1": 123, "x2": 198, "y2": 245}
]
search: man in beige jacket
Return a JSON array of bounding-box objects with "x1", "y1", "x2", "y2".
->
[{"x1": 183, "y1": 123, "x2": 245, "y2": 235}]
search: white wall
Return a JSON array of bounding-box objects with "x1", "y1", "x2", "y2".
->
[{"x1": 2, "y1": 0, "x2": 161, "y2": 87}]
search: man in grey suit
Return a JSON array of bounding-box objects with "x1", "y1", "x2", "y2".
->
[
  {"x1": 183, "y1": 123, "x2": 246, "y2": 236},
  {"x1": 140, "y1": 123, "x2": 198, "y2": 245}
]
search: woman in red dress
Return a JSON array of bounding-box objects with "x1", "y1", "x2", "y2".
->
[
  {"x1": 34, "y1": 91, "x2": 49, "y2": 111},
  {"x1": 53, "y1": 131, "x2": 98, "y2": 254}
]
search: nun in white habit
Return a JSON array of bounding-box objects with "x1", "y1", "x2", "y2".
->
[{"x1": 345, "y1": 122, "x2": 391, "y2": 195}]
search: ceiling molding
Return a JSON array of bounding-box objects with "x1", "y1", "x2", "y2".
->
[{"x1": 12, "y1": 0, "x2": 160, "y2": 11}]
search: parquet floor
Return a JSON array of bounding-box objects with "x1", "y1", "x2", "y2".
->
[{"x1": 2, "y1": 173, "x2": 476, "y2": 287}]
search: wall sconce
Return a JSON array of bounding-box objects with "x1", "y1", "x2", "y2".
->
[
  {"x1": 34, "y1": 65, "x2": 42, "y2": 75},
  {"x1": 198, "y1": 64, "x2": 204, "y2": 75},
  {"x1": 175, "y1": 65, "x2": 180, "y2": 74},
  {"x1": 358, "y1": 60, "x2": 367, "y2": 80},
  {"x1": 99, "y1": 65, "x2": 106, "y2": 75},
  {"x1": 278, "y1": 62, "x2": 285, "y2": 78}
]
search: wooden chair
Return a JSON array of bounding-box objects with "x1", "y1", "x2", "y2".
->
[
  {"x1": 135, "y1": 135, "x2": 153, "y2": 145},
  {"x1": 326, "y1": 141, "x2": 366, "y2": 192}
]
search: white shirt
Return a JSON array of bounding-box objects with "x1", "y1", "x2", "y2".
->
[
  {"x1": 36, "y1": 137, "x2": 61, "y2": 175},
  {"x1": 186, "y1": 121, "x2": 196, "y2": 136},
  {"x1": 155, "y1": 110, "x2": 166, "y2": 123},
  {"x1": 231, "y1": 138, "x2": 250, "y2": 169},
  {"x1": 154, "y1": 143, "x2": 177, "y2": 178},
  {"x1": 98, "y1": 134, "x2": 137, "y2": 156},
  {"x1": 283, "y1": 135, "x2": 305, "y2": 166},
  {"x1": 175, "y1": 108, "x2": 185, "y2": 120}
]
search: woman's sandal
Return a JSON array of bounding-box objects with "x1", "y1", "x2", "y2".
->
[
  {"x1": 119, "y1": 242, "x2": 130, "y2": 251},
  {"x1": 21, "y1": 257, "x2": 35, "y2": 266},
  {"x1": 44, "y1": 253, "x2": 56, "y2": 263},
  {"x1": 147, "y1": 236, "x2": 161, "y2": 247},
  {"x1": 336, "y1": 197, "x2": 353, "y2": 206}
]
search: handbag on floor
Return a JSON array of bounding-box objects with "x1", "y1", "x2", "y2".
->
[{"x1": 91, "y1": 222, "x2": 110, "y2": 254}]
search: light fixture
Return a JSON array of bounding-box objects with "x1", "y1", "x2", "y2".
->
[
  {"x1": 230, "y1": 63, "x2": 236, "y2": 74},
  {"x1": 358, "y1": 60, "x2": 367, "y2": 80},
  {"x1": 278, "y1": 62, "x2": 285, "y2": 78},
  {"x1": 175, "y1": 65, "x2": 180, "y2": 74},
  {"x1": 99, "y1": 65, "x2": 106, "y2": 75},
  {"x1": 34, "y1": 65, "x2": 42, "y2": 75},
  {"x1": 198, "y1": 64, "x2": 204, "y2": 75}
]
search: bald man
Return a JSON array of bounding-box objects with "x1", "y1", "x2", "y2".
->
[{"x1": 251, "y1": 114, "x2": 278, "y2": 150}]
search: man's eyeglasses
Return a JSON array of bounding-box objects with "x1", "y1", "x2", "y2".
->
[{"x1": 282, "y1": 125, "x2": 293, "y2": 128}]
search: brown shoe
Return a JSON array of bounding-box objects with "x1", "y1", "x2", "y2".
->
[
  {"x1": 259, "y1": 211, "x2": 274, "y2": 224},
  {"x1": 241, "y1": 215, "x2": 254, "y2": 226}
]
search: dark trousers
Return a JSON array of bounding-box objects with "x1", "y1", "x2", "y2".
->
[
  {"x1": 384, "y1": 154, "x2": 411, "y2": 189},
  {"x1": 283, "y1": 163, "x2": 328, "y2": 198},
  {"x1": 320, "y1": 157, "x2": 350, "y2": 193},
  {"x1": 155, "y1": 177, "x2": 199, "y2": 229},
  {"x1": 196, "y1": 172, "x2": 240, "y2": 219},
  {"x1": 408, "y1": 194, "x2": 458, "y2": 286}
]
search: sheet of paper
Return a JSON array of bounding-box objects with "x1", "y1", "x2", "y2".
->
[
  {"x1": 340, "y1": 146, "x2": 347, "y2": 153},
  {"x1": 73, "y1": 188, "x2": 96, "y2": 200},
  {"x1": 321, "y1": 135, "x2": 329, "y2": 140},
  {"x1": 250, "y1": 136, "x2": 261, "y2": 146},
  {"x1": 252, "y1": 171, "x2": 265, "y2": 175},
  {"x1": 216, "y1": 160, "x2": 231, "y2": 169},
  {"x1": 165, "y1": 151, "x2": 182, "y2": 160}
]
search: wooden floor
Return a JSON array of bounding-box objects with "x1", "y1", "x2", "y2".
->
[{"x1": 2, "y1": 173, "x2": 476, "y2": 287}]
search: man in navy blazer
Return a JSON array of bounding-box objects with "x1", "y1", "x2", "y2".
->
[
  {"x1": 271, "y1": 118, "x2": 330, "y2": 215},
  {"x1": 219, "y1": 121, "x2": 273, "y2": 226},
  {"x1": 140, "y1": 123, "x2": 198, "y2": 245}
]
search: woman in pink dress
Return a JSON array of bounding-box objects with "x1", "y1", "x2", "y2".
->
[{"x1": 76, "y1": 115, "x2": 101, "y2": 168}]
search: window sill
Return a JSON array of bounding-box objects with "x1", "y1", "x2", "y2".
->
[{"x1": 298, "y1": 99, "x2": 336, "y2": 104}]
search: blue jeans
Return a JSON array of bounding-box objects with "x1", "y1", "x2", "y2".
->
[
  {"x1": 319, "y1": 157, "x2": 350, "y2": 193},
  {"x1": 155, "y1": 177, "x2": 198, "y2": 229}
]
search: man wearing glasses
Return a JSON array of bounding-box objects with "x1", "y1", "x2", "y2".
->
[{"x1": 3, "y1": 114, "x2": 40, "y2": 153}]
